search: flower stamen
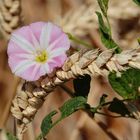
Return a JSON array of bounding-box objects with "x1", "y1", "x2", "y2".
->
[{"x1": 35, "y1": 50, "x2": 48, "y2": 63}]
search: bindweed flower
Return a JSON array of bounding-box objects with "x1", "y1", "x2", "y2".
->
[{"x1": 7, "y1": 22, "x2": 70, "y2": 81}]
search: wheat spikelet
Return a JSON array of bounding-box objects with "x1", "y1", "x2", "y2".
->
[
  {"x1": 108, "y1": 0, "x2": 140, "y2": 19},
  {"x1": 60, "y1": 0, "x2": 140, "y2": 37},
  {"x1": 60, "y1": 4, "x2": 98, "y2": 37},
  {"x1": 0, "y1": 0, "x2": 21, "y2": 40},
  {"x1": 10, "y1": 48, "x2": 140, "y2": 139},
  {"x1": 60, "y1": 0, "x2": 140, "y2": 50}
]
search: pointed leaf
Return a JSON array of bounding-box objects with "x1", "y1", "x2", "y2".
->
[
  {"x1": 40, "y1": 97, "x2": 87, "y2": 138},
  {"x1": 96, "y1": 12, "x2": 109, "y2": 34},
  {"x1": 108, "y1": 98, "x2": 130, "y2": 116},
  {"x1": 41, "y1": 110, "x2": 58, "y2": 137},
  {"x1": 96, "y1": 12, "x2": 121, "y2": 53},
  {"x1": 133, "y1": 0, "x2": 140, "y2": 6},
  {"x1": 97, "y1": 0, "x2": 109, "y2": 17},
  {"x1": 109, "y1": 68, "x2": 140, "y2": 99}
]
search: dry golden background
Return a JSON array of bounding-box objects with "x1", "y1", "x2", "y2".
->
[{"x1": 1, "y1": 0, "x2": 140, "y2": 140}]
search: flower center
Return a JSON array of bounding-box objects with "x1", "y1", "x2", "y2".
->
[{"x1": 35, "y1": 50, "x2": 48, "y2": 63}]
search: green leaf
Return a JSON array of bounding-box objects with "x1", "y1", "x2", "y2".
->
[
  {"x1": 99, "y1": 94, "x2": 108, "y2": 105},
  {"x1": 133, "y1": 0, "x2": 140, "y2": 6},
  {"x1": 6, "y1": 132, "x2": 18, "y2": 140},
  {"x1": 137, "y1": 37, "x2": 140, "y2": 45},
  {"x1": 100, "y1": 31, "x2": 121, "y2": 53},
  {"x1": 96, "y1": 12, "x2": 109, "y2": 34},
  {"x1": 40, "y1": 97, "x2": 87, "y2": 138},
  {"x1": 96, "y1": 12, "x2": 121, "y2": 53},
  {"x1": 97, "y1": 0, "x2": 109, "y2": 17},
  {"x1": 59, "y1": 97, "x2": 87, "y2": 118},
  {"x1": 109, "y1": 68, "x2": 140, "y2": 99},
  {"x1": 73, "y1": 74, "x2": 91, "y2": 97},
  {"x1": 108, "y1": 98, "x2": 130, "y2": 116},
  {"x1": 41, "y1": 110, "x2": 58, "y2": 137}
]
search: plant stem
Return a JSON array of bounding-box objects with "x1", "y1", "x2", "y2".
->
[
  {"x1": 13, "y1": 118, "x2": 16, "y2": 137},
  {"x1": 106, "y1": 17, "x2": 112, "y2": 36},
  {"x1": 100, "y1": 98, "x2": 133, "y2": 107},
  {"x1": 88, "y1": 98, "x2": 135, "y2": 119},
  {"x1": 67, "y1": 33, "x2": 93, "y2": 49},
  {"x1": 60, "y1": 85, "x2": 75, "y2": 97},
  {"x1": 96, "y1": 111, "x2": 123, "y2": 118}
]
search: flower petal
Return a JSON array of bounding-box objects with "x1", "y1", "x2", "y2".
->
[
  {"x1": 40, "y1": 63, "x2": 51, "y2": 74},
  {"x1": 49, "y1": 47, "x2": 67, "y2": 58},
  {"x1": 13, "y1": 60, "x2": 35, "y2": 74},
  {"x1": 7, "y1": 21, "x2": 70, "y2": 81},
  {"x1": 40, "y1": 22, "x2": 52, "y2": 49},
  {"x1": 11, "y1": 33, "x2": 35, "y2": 53},
  {"x1": 20, "y1": 63, "x2": 42, "y2": 81},
  {"x1": 48, "y1": 33, "x2": 70, "y2": 51},
  {"x1": 29, "y1": 28, "x2": 40, "y2": 50},
  {"x1": 13, "y1": 26, "x2": 37, "y2": 49},
  {"x1": 47, "y1": 53, "x2": 67, "y2": 68},
  {"x1": 8, "y1": 40, "x2": 29, "y2": 55},
  {"x1": 49, "y1": 24, "x2": 63, "y2": 44},
  {"x1": 29, "y1": 22, "x2": 46, "y2": 42}
]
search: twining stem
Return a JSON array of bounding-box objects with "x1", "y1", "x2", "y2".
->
[
  {"x1": 26, "y1": 123, "x2": 35, "y2": 140},
  {"x1": 60, "y1": 83, "x2": 135, "y2": 119},
  {"x1": 96, "y1": 111, "x2": 123, "y2": 118},
  {"x1": 17, "y1": 121, "x2": 23, "y2": 140},
  {"x1": 106, "y1": 16, "x2": 112, "y2": 36},
  {"x1": 59, "y1": 85, "x2": 75, "y2": 97},
  {"x1": 14, "y1": 118, "x2": 16, "y2": 137},
  {"x1": 67, "y1": 33, "x2": 93, "y2": 49}
]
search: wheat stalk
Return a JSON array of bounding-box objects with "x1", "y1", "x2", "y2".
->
[
  {"x1": 10, "y1": 48, "x2": 140, "y2": 139},
  {"x1": 0, "y1": 0, "x2": 21, "y2": 40}
]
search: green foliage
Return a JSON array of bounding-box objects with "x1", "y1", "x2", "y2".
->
[
  {"x1": 96, "y1": 7, "x2": 121, "y2": 53},
  {"x1": 67, "y1": 33, "x2": 93, "y2": 48},
  {"x1": 59, "y1": 96, "x2": 87, "y2": 117},
  {"x1": 99, "y1": 94, "x2": 108, "y2": 105},
  {"x1": 73, "y1": 75, "x2": 91, "y2": 97},
  {"x1": 109, "y1": 68, "x2": 140, "y2": 99},
  {"x1": 6, "y1": 132, "x2": 18, "y2": 140},
  {"x1": 137, "y1": 38, "x2": 140, "y2": 45},
  {"x1": 108, "y1": 98, "x2": 130, "y2": 116},
  {"x1": 40, "y1": 97, "x2": 87, "y2": 138},
  {"x1": 97, "y1": 0, "x2": 109, "y2": 17},
  {"x1": 133, "y1": 0, "x2": 140, "y2": 6},
  {"x1": 40, "y1": 110, "x2": 57, "y2": 137},
  {"x1": 96, "y1": 12, "x2": 110, "y2": 34}
]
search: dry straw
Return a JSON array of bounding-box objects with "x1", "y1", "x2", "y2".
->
[
  {"x1": 11, "y1": 48, "x2": 140, "y2": 139},
  {"x1": 60, "y1": 4, "x2": 97, "y2": 37},
  {"x1": 1, "y1": 0, "x2": 140, "y2": 139},
  {"x1": 0, "y1": 0, "x2": 21, "y2": 40},
  {"x1": 60, "y1": 0, "x2": 140, "y2": 37}
]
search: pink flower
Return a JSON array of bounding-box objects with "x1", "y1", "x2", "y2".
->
[{"x1": 7, "y1": 22, "x2": 70, "y2": 81}]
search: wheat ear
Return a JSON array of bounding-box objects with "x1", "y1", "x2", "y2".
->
[
  {"x1": 11, "y1": 48, "x2": 140, "y2": 139},
  {"x1": 60, "y1": 4, "x2": 98, "y2": 37},
  {"x1": 0, "y1": 0, "x2": 21, "y2": 40}
]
